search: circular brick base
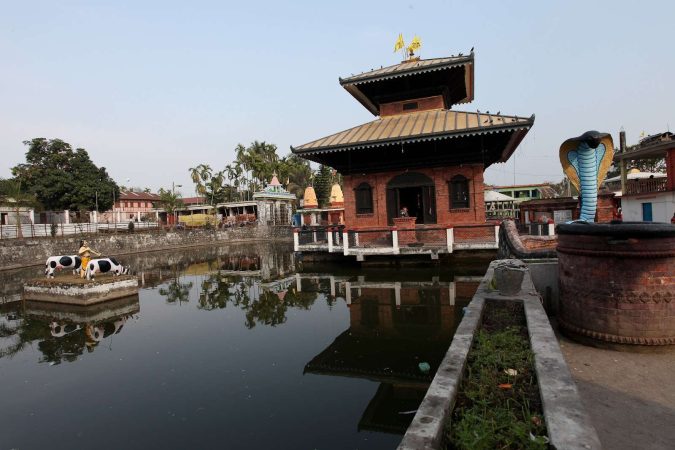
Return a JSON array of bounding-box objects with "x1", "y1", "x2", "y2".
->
[{"x1": 557, "y1": 222, "x2": 675, "y2": 347}]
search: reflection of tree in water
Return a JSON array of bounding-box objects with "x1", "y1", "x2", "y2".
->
[
  {"x1": 1, "y1": 316, "x2": 48, "y2": 360},
  {"x1": 196, "y1": 275, "x2": 319, "y2": 329},
  {"x1": 241, "y1": 288, "x2": 318, "y2": 329},
  {"x1": 198, "y1": 274, "x2": 232, "y2": 310},
  {"x1": 159, "y1": 275, "x2": 193, "y2": 305}
]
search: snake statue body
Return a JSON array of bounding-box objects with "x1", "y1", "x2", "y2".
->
[{"x1": 559, "y1": 131, "x2": 614, "y2": 223}]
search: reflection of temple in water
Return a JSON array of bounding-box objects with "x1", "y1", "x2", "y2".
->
[
  {"x1": 220, "y1": 249, "x2": 295, "y2": 282},
  {"x1": 303, "y1": 275, "x2": 480, "y2": 434},
  {"x1": 12, "y1": 296, "x2": 140, "y2": 364}
]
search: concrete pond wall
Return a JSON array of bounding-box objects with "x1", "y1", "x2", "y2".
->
[
  {"x1": 398, "y1": 259, "x2": 601, "y2": 450},
  {"x1": 0, "y1": 226, "x2": 293, "y2": 269}
]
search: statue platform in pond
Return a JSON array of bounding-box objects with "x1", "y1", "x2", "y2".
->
[{"x1": 23, "y1": 275, "x2": 139, "y2": 305}]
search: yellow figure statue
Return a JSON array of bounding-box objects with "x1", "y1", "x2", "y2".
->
[{"x1": 78, "y1": 240, "x2": 101, "y2": 278}]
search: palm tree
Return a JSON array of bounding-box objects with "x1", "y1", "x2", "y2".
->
[{"x1": 189, "y1": 166, "x2": 201, "y2": 191}]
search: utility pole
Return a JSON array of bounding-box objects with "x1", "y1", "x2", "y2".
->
[
  {"x1": 619, "y1": 128, "x2": 628, "y2": 195},
  {"x1": 172, "y1": 182, "x2": 182, "y2": 225}
]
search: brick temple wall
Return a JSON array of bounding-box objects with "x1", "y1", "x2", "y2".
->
[{"x1": 343, "y1": 164, "x2": 486, "y2": 229}]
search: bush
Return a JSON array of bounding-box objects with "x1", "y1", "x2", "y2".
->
[
  {"x1": 128, "y1": 221, "x2": 135, "y2": 232},
  {"x1": 50, "y1": 223, "x2": 58, "y2": 237}
]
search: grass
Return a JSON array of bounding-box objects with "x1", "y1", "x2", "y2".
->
[{"x1": 446, "y1": 301, "x2": 548, "y2": 449}]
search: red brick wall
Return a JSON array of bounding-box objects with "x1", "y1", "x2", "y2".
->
[
  {"x1": 666, "y1": 148, "x2": 675, "y2": 191},
  {"x1": 380, "y1": 95, "x2": 445, "y2": 117},
  {"x1": 596, "y1": 193, "x2": 616, "y2": 223},
  {"x1": 343, "y1": 165, "x2": 486, "y2": 229}
]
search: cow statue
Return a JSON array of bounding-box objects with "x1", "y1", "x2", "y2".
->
[
  {"x1": 45, "y1": 255, "x2": 82, "y2": 278},
  {"x1": 50, "y1": 321, "x2": 81, "y2": 337},
  {"x1": 85, "y1": 257, "x2": 130, "y2": 280}
]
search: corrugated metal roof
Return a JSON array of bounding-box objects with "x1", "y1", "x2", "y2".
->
[
  {"x1": 119, "y1": 190, "x2": 160, "y2": 200},
  {"x1": 293, "y1": 109, "x2": 533, "y2": 154},
  {"x1": 340, "y1": 55, "x2": 472, "y2": 85}
]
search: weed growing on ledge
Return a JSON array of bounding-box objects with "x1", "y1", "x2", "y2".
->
[{"x1": 446, "y1": 301, "x2": 548, "y2": 449}]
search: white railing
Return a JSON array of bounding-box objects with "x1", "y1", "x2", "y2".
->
[
  {"x1": 0, "y1": 222, "x2": 160, "y2": 239},
  {"x1": 294, "y1": 224, "x2": 500, "y2": 258}
]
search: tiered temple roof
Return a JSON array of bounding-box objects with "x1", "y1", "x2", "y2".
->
[{"x1": 292, "y1": 51, "x2": 533, "y2": 174}]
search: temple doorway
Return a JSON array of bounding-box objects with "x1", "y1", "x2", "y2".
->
[{"x1": 386, "y1": 172, "x2": 437, "y2": 225}]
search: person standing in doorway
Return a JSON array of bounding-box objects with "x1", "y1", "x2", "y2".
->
[{"x1": 78, "y1": 240, "x2": 101, "y2": 278}]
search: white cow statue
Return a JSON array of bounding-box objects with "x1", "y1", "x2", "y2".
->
[
  {"x1": 45, "y1": 255, "x2": 82, "y2": 278},
  {"x1": 85, "y1": 257, "x2": 130, "y2": 280}
]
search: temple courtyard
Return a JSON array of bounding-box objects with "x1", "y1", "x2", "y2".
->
[{"x1": 559, "y1": 332, "x2": 675, "y2": 450}]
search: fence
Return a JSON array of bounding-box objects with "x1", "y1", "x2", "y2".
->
[
  {"x1": 294, "y1": 223, "x2": 500, "y2": 257},
  {"x1": 624, "y1": 178, "x2": 668, "y2": 195},
  {"x1": 0, "y1": 222, "x2": 160, "y2": 240}
]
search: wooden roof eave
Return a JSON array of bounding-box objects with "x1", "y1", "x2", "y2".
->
[
  {"x1": 497, "y1": 115, "x2": 536, "y2": 163},
  {"x1": 292, "y1": 120, "x2": 534, "y2": 157},
  {"x1": 343, "y1": 84, "x2": 379, "y2": 116},
  {"x1": 339, "y1": 55, "x2": 474, "y2": 86}
]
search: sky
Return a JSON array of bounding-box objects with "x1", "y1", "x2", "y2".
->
[{"x1": 1, "y1": 0, "x2": 673, "y2": 196}]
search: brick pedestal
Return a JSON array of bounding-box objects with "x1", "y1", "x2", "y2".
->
[
  {"x1": 393, "y1": 217, "x2": 417, "y2": 245},
  {"x1": 557, "y1": 223, "x2": 675, "y2": 347}
]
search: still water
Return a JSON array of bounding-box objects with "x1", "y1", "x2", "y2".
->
[{"x1": 0, "y1": 243, "x2": 486, "y2": 449}]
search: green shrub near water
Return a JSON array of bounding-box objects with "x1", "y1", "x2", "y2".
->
[{"x1": 447, "y1": 302, "x2": 548, "y2": 449}]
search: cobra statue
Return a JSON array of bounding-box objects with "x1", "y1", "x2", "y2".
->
[{"x1": 559, "y1": 131, "x2": 614, "y2": 222}]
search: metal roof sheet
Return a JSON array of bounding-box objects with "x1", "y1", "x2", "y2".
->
[
  {"x1": 293, "y1": 109, "x2": 533, "y2": 154},
  {"x1": 339, "y1": 55, "x2": 473, "y2": 85}
]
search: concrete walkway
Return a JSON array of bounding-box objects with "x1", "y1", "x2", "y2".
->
[{"x1": 559, "y1": 334, "x2": 675, "y2": 450}]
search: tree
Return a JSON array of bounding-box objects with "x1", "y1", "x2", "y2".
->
[
  {"x1": 188, "y1": 164, "x2": 212, "y2": 197},
  {"x1": 313, "y1": 164, "x2": 333, "y2": 207},
  {"x1": 278, "y1": 154, "x2": 313, "y2": 199},
  {"x1": 234, "y1": 141, "x2": 281, "y2": 199},
  {"x1": 0, "y1": 179, "x2": 41, "y2": 239},
  {"x1": 11, "y1": 138, "x2": 119, "y2": 211},
  {"x1": 158, "y1": 187, "x2": 184, "y2": 228}
]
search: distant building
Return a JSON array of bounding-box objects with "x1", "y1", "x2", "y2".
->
[
  {"x1": 0, "y1": 204, "x2": 34, "y2": 225},
  {"x1": 99, "y1": 190, "x2": 160, "y2": 223},
  {"x1": 484, "y1": 190, "x2": 518, "y2": 221},
  {"x1": 252, "y1": 175, "x2": 296, "y2": 226},
  {"x1": 213, "y1": 175, "x2": 296, "y2": 227},
  {"x1": 614, "y1": 131, "x2": 675, "y2": 222},
  {"x1": 490, "y1": 183, "x2": 556, "y2": 203}
]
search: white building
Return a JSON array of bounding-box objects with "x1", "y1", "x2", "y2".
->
[{"x1": 614, "y1": 132, "x2": 675, "y2": 223}]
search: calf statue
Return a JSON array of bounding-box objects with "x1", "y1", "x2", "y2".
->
[{"x1": 559, "y1": 131, "x2": 614, "y2": 222}]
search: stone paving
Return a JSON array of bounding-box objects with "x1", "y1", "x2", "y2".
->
[{"x1": 559, "y1": 333, "x2": 675, "y2": 450}]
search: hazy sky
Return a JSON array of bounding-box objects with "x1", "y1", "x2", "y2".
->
[{"x1": 1, "y1": 0, "x2": 673, "y2": 196}]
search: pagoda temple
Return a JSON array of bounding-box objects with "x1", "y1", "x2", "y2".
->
[{"x1": 292, "y1": 52, "x2": 534, "y2": 229}]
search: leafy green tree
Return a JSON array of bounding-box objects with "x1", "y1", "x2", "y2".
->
[
  {"x1": 234, "y1": 141, "x2": 281, "y2": 199},
  {"x1": 11, "y1": 138, "x2": 118, "y2": 211},
  {"x1": 157, "y1": 187, "x2": 184, "y2": 228},
  {"x1": 313, "y1": 164, "x2": 333, "y2": 207},
  {"x1": 278, "y1": 154, "x2": 313, "y2": 199}
]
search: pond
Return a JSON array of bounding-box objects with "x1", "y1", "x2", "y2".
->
[{"x1": 0, "y1": 243, "x2": 487, "y2": 449}]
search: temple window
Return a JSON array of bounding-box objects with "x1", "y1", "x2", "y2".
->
[
  {"x1": 355, "y1": 182, "x2": 373, "y2": 214},
  {"x1": 449, "y1": 175, "x2": 470, "y2": 209}
]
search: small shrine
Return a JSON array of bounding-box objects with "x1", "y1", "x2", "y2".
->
[
  {"x1": 292, "y1": 43, "x2": 534, "y2": 230},
  {"x1": 296, "y1": 183, "x2": 345, "y2": 226},
  {"x1": 252, "y1": 174, "x2": 296, "y2": 226}
]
